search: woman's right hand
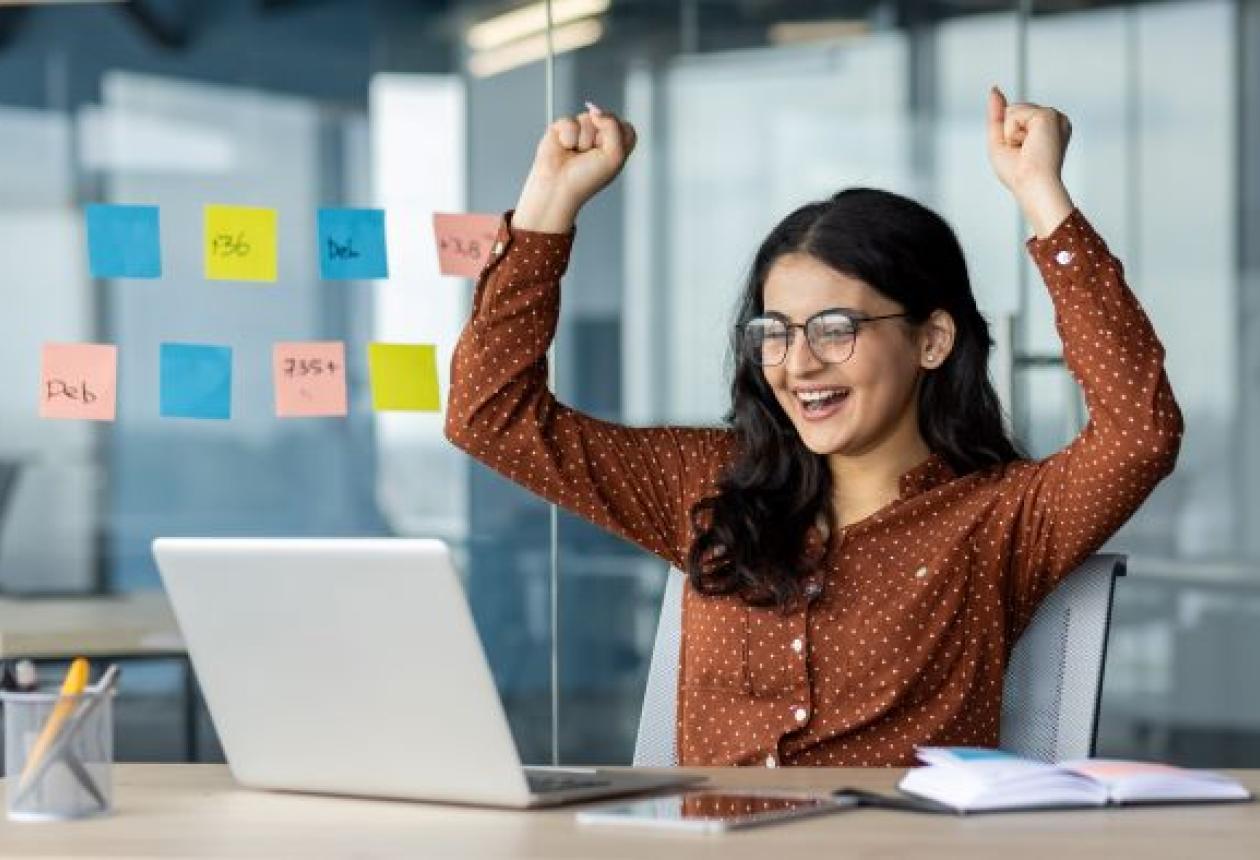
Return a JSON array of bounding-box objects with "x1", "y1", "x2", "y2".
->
[{"x1": 513, "y1": 103, "x2": 637, "y2": 233}]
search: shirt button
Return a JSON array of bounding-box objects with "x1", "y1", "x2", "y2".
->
[
  {"x1": 803, "y1": 581, "x2": 823, "y2": 599},
  {"x1": 794, "y1": 707, "x2": 808, "y2": 723},
  {"x1": 765, "y1": 755, "x2": 777, "y2": 768},
  {"x1": 791, "y1": 637, "x2": 804, "y2": 654},
  {"x1": 1054, "y1": 249, "x2": 1073, "y2": 265}
]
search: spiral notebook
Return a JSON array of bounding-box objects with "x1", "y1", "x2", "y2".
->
[{"x1": 895, "y1": 747, "x2": 1253, "y2": 814}]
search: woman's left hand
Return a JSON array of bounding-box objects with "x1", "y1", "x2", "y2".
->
[{"x1": 987, "y1": 86, "x2": 1076, "y2": 237}]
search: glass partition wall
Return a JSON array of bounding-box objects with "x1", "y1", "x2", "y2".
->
[{"x1": 1, "y1": 0, "x2": 1257, "y2": 768}]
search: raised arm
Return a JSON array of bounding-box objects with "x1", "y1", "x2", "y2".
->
[
  {"x1": 444, "y1": 105, "x2": 733, "y2": 568},
  {"x1": 986, "y1": 88, "x2": 1184, "y2": 629}
]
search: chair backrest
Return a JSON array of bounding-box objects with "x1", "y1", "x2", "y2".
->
[{"x1": 633, "y1": 554, "x2": 1126, "y2": 766}]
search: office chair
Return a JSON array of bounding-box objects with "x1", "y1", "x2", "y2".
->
[{"x1": 633, "y1": 553, "x2": 1126, "y2": 766}]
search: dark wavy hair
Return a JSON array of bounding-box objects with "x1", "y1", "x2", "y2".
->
[{"x1": 686, "y1": 187, "x2": 1024, "y2": 610}]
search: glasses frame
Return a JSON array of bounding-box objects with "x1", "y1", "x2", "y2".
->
[{"x1": 738, "y1": 307, "x2": 911, "y2": 367}]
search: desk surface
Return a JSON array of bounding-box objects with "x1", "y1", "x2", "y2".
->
[
  {"x1": 0, "y1": 591, "x2": 182, "y2": 659},
  {"x1": 1, "y1": 765, "x2": 1257, "y2": 858}
]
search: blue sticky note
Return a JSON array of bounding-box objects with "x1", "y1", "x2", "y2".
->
[
  {"x1": 160, "y1": 343, "x2": 232, "y2": 420},
  {"x1": 86, "y1": 204, "x2": 162, "y2": 279},
  {"x1": 317, "y1": 208, "x2": 388, "y2": 280}
]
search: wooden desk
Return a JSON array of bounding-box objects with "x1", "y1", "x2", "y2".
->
[
  {"x1": 1, "y1": 765, "x2": 1256, "y2": 858},
  {"x1": 0, "y1": 592, "x2": 182, "y2": 658},
  {"x1": 0, "y1": 592, "x2": 200, "y2": 761}
]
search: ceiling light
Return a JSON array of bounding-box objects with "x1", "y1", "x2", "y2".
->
[
  {"x1": 768, "y1": 19, "x2": 870, "y2": 46},
  {"x1": 467, "y1": 0, "x2": 609, "y2": 52},
  {"x1": 469, "y1": 17, "x2": 603, "y2": 78}
]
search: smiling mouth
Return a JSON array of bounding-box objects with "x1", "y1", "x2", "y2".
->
[{"x1": 795, "y1": 387, "x2": 851, "y2": 418}]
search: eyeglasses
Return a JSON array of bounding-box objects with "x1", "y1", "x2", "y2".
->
[{"x1": 739, "y1": 308, "x2": 910, "y2": 367}]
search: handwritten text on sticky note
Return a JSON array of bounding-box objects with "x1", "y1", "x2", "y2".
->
[
  {"x1": 40, "y1": 343, "x2": 118, "y2": 421},
  {"x1": 86, "y1": 204, "x2": 162, "y2": 279},
  {"x1": 204, "y1": 205, "x2": 278, "y2": 282},
  {"x1": 433, "y1": 213, "x2": 500, "y2": 278},
  {"x1": 160, "y1": 343, "x2": 233, "y2": 420},
  {"x1": 273, "y1": 341, "x2": 348, "y2": 418},
  {"x1": 317, "y1": 208, "x2": 388, "y2": 280},
  {"x1": 368, "y1": 343, "x2": 440, "y2": 412}
]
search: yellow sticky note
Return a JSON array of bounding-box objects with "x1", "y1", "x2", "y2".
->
[
  {"x1": 204, "y1": 204, "x2": 278, "y2": 282},
  {"x1": 368, "y1": 343, "x2": 440, "y2": 412}
]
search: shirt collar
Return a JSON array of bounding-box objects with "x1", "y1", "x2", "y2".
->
[{"x1": 897, "y1": 452, "x2": 956, "y2": 500}]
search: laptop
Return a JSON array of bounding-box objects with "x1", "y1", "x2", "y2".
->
[{"x1": 152, "y1": 537, "x2": 702, "y2": 808}]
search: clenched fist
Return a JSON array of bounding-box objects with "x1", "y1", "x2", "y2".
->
[
  {"x1": 987, "y1": 86, "x2": 1076, "y2": 238},
  {"x1": 513, "y1": 103, "x2": 638, "y2": 233}
]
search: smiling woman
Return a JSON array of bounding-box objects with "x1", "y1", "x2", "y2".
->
[
  {"x1": 444, "y1": 90, "x2": 1184, "y2": 767},
  {"x1": 690, "y1": 185, "x2": 1023, "y2": 609}
]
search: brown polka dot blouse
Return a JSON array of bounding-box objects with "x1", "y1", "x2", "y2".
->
[{"x1": 445, "y1": 207, "x2": 1183, "y2": 768}]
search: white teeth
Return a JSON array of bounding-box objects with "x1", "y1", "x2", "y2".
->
[{"x1": 797, "y1": 388, "x2": 848, "y2": 403}]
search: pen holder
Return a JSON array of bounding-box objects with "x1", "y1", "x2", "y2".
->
[{"x1": 2, "y1": 688, "x2": 114, "y2": 821}]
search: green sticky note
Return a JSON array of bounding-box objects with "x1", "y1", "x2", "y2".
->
[{"x1": 368, "y1": 343, "x2": 440, "y2": 412}]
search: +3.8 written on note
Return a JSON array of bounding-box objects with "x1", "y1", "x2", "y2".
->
[{"x1": 433, "y1": 213, "x2": 499, "y2": 279}]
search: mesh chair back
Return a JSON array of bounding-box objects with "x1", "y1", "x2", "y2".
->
[
  {"x1": 1000, "y1": 553, "x2": 1125, "y2": 760},
  {"x1": 633, "y1": 571, "x2": 685, "y2": 767},
  {"x1": 633, "y1": 554, "x2": 1125, "y2": 766}
]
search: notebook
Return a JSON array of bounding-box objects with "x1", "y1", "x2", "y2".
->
[{"x1": 896, "y1": 747, "x2": 1253, "y2": 814}]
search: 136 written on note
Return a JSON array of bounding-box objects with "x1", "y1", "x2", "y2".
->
[{"x1": 204, "y1": 205, "x2": 278, "y2": 282}]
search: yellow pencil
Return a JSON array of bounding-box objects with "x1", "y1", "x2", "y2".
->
[{"x1": 18, "y1": 657, "x2": 90, "y2": 788}]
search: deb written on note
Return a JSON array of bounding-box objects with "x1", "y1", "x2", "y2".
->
[{"x1": 40, "y1": 344, "x2": 118, "y2": 422}]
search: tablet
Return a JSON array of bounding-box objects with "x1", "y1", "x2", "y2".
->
[{"x1": 575, "y1": 790, "x2": 858, "y2": 832}]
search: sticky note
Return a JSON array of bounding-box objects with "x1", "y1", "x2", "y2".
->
[
  {"x1": 160, "y1": 343, "x2": 232, "y2": 420},
  {"x1": 39, "y1": 343, "x2": 118, "y2": 421},
  {"x1": 204, "y1": 205, "x2": 277, "y2": 282},
  {"x1": 273, "y1": 341, "x2": 348, "y2": 418},
  {"x1": 85, "y1": 204, "x2": 161, "y2": 279},
  {"x1": 433, "y1": 213, "x2": 500, "y2": 278},
  {"x1": 317, "y1": 208, "x2": 388, "y2": 280},
  {"x1": 368, "y1": 343, "x2": 440, "y2": 412}
]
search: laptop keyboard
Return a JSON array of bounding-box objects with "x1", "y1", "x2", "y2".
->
[{"x1": 525, "y1": 771, "x2": 613, "y2": 794}]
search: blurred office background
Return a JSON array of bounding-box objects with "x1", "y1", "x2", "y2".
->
[{"x1": 0, "y1": 0, "x2": 1256, "y2": 768}]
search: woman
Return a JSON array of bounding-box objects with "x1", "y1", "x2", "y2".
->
[{"x1": 445, "y1": 88, "x2": 1182, "y2": 767}]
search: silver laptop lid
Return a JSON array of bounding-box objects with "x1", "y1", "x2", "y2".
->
[{"x1": 153, "y1": 537, "x2": 533, "y2": 806}]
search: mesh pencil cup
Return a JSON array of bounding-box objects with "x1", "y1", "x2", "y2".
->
[{"x1": 2, "y1": 686, "x2": 114, "y2": 821}]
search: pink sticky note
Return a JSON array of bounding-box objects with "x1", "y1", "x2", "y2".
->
[
  {"x1": 273, "y1": 341, "x2": 348, "y2": 418},
  {"x1": 40, "y1": 343, "x2": 118, "y2": 421},
  {"x1": 433, "y1": 213, "x2": 500, "y2": 278}
]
